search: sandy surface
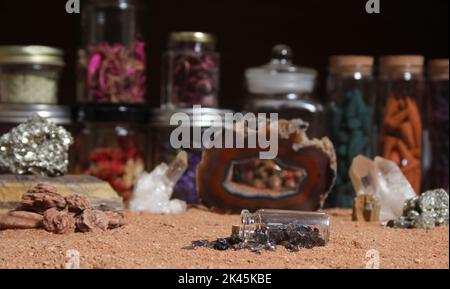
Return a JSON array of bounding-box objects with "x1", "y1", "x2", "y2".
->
[{"x1": 0, "y1": 208, "x2": 448, "y2": 269}]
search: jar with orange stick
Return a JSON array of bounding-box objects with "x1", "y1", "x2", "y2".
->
[{"x1": 378, "y1": 55, "x2": 425, "y2": 194}]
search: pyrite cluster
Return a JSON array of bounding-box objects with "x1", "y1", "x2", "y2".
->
[{"x1": 0, "y1": 114, "x2": 73, "y2": 176}]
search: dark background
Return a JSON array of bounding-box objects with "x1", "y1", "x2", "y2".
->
[{"x1": 0, "y1": 0, "x2": 448, "y2": 109}]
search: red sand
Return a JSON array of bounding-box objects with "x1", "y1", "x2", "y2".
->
[{"x1": 0, "y1": 208, "x2": 448, "y2": 269}]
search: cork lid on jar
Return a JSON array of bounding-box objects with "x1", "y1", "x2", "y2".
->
[
  {"x1": 379, "y1": 55, "x2": 424, "y2": 75},
  {"x1": 429, "y1": 58, "x2": 449, "y2": 80},
  {"x1": 329, "y1": 55, "x2": 374, "y2": 76}
]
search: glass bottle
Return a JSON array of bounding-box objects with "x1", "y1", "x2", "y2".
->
[
  {"x1": 326, "y1": 55, "x2": 375, "y2": 208},
  {"x1": 162, "y1": 32, "x2": 219, "y2": 108},
  {"x1": 426, "y1": 59, "x2": 449, "y2": 191},
  {"x1": 378, "y1": 55, "x2": 425, "y2": 194},
  {"x1": 75, "y1": 105, "x2": 148, "y2": 202},
  {"x1": 0, "y1": 46, "x2": 64, "y2": 104},
  {"x1": 148, "y1": 107, "x2": 232, "y2": 204},
  {"x1": 234, "y1": 209, "x2": 330, "y2": 245},
  {"x1": 244, "y1": 45, "x2": 324, "y2": 138},
  {"x1": 79, "y1": 0, "x2": 146, "y2": 104}
]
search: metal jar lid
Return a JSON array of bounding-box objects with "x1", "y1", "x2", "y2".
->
[
  {"x1": 0, "y1": 46, "x2": 65, "y2": 66},
  {"x1": 0, "y1": 104, "x2": 72, "y2": 125},
  {"x1": 169, "y1": 32, "x2": 216, "y2": 46},
  {"x1": 150, "y1": 108, "x2": 234, "y2": 127}
]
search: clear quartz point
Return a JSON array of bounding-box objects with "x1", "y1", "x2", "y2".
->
[{"x1": 129, "y1": 151, "x2": 188, "y2": 214}]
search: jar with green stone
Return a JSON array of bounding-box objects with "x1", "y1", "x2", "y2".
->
[{"x1": 326, "y1": 56, "x2": 376, "y2": 208}]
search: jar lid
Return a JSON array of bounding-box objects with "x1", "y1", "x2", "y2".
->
[
  {"x1": 77, "y1": 104, "x2": 148, "y2": 123},
  {"x1": 245, "y1": 45, "x2": 317, "y2": 95},
  {"x1": 0, "y1": 46, "x2": 64, "y2": 66},
  {"x1": 379, "y1": 55, "x2": 424, "y2": 75},
  {"x1": 169, "y1": 32, "x2": 216, "y2": 45},
  {"x1": 329, "y1": 55, "x2": 374, "y2": 75},
  {"x1": 429, "y1": 58, "x2": 449, "y2": 80},
  {"x1": 150, "y1": 108, "x2": 234, "y2": 127},
  {"x1": 0, "y1": 104, "x2": 72, "y2": 124}
]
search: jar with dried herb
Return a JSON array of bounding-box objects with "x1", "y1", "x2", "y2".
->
[
  {"x1": 75, "y1": 105, "x2": 148, "y2": 202},
  {"x1": 79, "y1": 0, "x2": 147, "y2": 104},
  {"x1": 378, "y1": 55, "x2": 425, "y2": 194},
  {"x1": 425, "y1": 59, "x2": 449, "y2": 191},
  {"x1": 0, "y1": 46, "x2": 64, "y2": 104},
  {"x1": 326, "y1": 55, "x2": 376, "y2": 208},
  {"x1": 162, "y1": 32, "x2": 219, "y2": 108}
]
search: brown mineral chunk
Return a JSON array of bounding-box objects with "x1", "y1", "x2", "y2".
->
[
  {"x1": 65, "y1": 194, "x2": 92, "y2": 213},
  {"x1": 104, "y1": 211, "x2": 126, "y2": 229},
  {"x1": 76, "y1": 209, "x2": 109, "y2": 233},
  {"x1": 20, "y1": 183, "x2": 66, "y2": 213},
  {"x1": 43, "y1": 208, "x2": 76, "y2": 234},
  {"x1": 0, "y1": 211, "x2": 43, "y2": 230},
  {"x1": 352, "y1": 194, "x2": 381, "y2": 222}
]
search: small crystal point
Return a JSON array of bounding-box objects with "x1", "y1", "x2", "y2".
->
[
  {"x1": 129, "y1": 151, "x2": 188, "y2": 214},
  {"x1": 349, "y1": 155, "x2": 416, "y2": 222},
  {"x1": 166, "y1": 151, "x2": 188, "y2": 185}
]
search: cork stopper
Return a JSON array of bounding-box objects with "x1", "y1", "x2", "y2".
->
[
  {"x1": 429, "y1": 58, "x2": 449, "y2": 80},
  {"x1": 231, "y1": 225, "x2": 241, "y2": 238},
  {"x1": 380, "y1": 55, "x2": 424, "y2": 76},
  {"x1": 329, "y1": 55, "x2": 374, "y2": 76}
]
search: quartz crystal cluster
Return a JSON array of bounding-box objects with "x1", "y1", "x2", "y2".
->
[
  {"x1": 129, "y1": 151, "x2": 188, "y2": 214},
  {"x1": 387, "y1": 189, "x2": 449, "y2": 229},
  {"x1": 0, "y1": 114, "x2": 73, "y2": 176},
  {"x1": 349, "y1": 155, "x2": 416, "y2": 221}
]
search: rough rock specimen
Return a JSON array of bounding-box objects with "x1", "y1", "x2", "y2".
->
[
  {"x1": 0, "y1": 174, "x2": 123, "y2": 214},
  {"x1": 65, "y1": 194, "x2": 92, "y2": 214},
  {"x1": 0, "y1": 114, "x2": 73, "y2": 176},
  {"x1": 349, "y1": 155, "x2": 416, "y2": 221},
  {"x1": 197, "y1": 119, "x2": 337, "y2": 213},
  {"x1": 75, "y1": 209, "x2": 109, "y2": 233},
  {"x1": 130, "y1": 151, "x2": 188, "y2": 214},
  {"x1": 352, "y1": 194, "x2": 381, "y2": 222},
  {"x1": 104, "y1": 211, "x2": 126, "y2": 229},
  {"x1": 43, "y1": 208, "x2": 76, "y2": 234},
  {"x1": 19, "y1": 183, "x2": 66, "y2": 213},
  {"x1": 387, "y1": 189, "x2": 449, "y2": 229},
  {"x1": 0, "y1": 183, "x2": 125, "y2": 234},
  {"x1": 0, "y1": 211, "x2": 43, "y2": 230}
]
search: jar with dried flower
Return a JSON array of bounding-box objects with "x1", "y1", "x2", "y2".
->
[
  {"x1": 78, "y1": 0, "x2": 146, "y2": 104},
  {"x1": 75, "y1": 105, "x2": 148, "y2": 202},
  {"x1": 162, "y1": 32, "x2": 219, "y2": 108}
]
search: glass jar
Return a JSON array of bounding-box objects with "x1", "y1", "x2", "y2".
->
[
  {"x1": 75, "y1": 105, "x2": 148, "y2": 202},
  {"x1": 378, "y1": 55, "x2": 425, "y2": 194},
  {"x1": 79, "y1": 0, "x2": 146, "y2": 104},
  {"x1": 426, "y1": 59, "x2": 449, "y2": 191},
  {"x1": 0, "y1": 104, "x2": 76, "y2": 173},
  {"x1": 162, "y1": 32, "x2": 219, "y2": 108},
  {"x1": 0, "y1": 46, "x2": 64, "y2": 104},
  {"x1": 149, "y1": 108, "x2": 232, "y2": 203},
  {"x1": 244, "y1": 45, "x2": 324, "y2": 138},
  {"x1": 326, "y1": 55, "x2": 375, "y2": 208}
]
